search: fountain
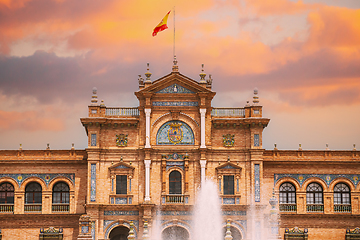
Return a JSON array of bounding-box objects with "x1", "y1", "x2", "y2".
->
[
  {"x1": 193, "y1": 179, "x2": 223, "y2": 240},
  {"x1": 150, "y1": 179, "x2": 279, "y2": 240}
]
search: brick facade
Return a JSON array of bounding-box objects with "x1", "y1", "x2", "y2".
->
[{"x1": 0, "y1": 64, "x2": 359, "y2": 240}]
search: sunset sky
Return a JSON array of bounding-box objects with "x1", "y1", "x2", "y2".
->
[{"x1": 0, "y1": 0, "x2": 359, "y2": 150}]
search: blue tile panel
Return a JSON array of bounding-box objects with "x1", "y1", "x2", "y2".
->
[
  {"x1": 255, "y1": 164, "x2": 260, "y2": 202},
  {"x1": 152, "y1": 101, "x2": 198, "y2": 107},
  {"x1": 104, "y1": 211, "x2": 139, "y2": 215},
  {"x1": 81, "y1": 226, "x2": 89, "y2": 234},
  {"x1": 91, "y1": 222, "x2": 95, "y2": 240},
  {"x1": 223, "y1": 211, "x2": 246, "y2": 215},
  {"x1": 223, "y1": 198, "x2": 235, "y2": 204},
  {"x1": 90, "y1": 164, "x2": 96, "y2": 202},
  {"x1": 274, "y1": 174, "x2": 360, "y2": 188},
  {"x1": 156, "y1": 120, "x2": 194, "y2": 145},
  {"x1": 156, "y1": 84, "x2": 195, "y2": 94},
  {"x1": 254, "y1": 134, "x2": 260, "y2": 147},
  {"x1": 166, "y1": 161, "x2": 184, "y2": 171},
  {"x1": 115, "y1": 197, "x2": 127, "y2": 204},
  {"x1": 0, "y1": 173, "x2": 75, "y2": 187},
  {"x1": 91, "y1": 134, "x2": 96, "y2": 146}
]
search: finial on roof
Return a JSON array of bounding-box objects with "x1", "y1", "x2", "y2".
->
[
  {"x1": 172, "y1": 55, "x2": 179, "y2": 72},
  {"x1": 253, "y1": 88, "x2": 259, "y2": 105},
  {"x1": 144, "y1": 63, "x2": 152, "y2": 83},
  {"x1": 91, "y1": 87, "x2": 98, "y2": 105},
  {"x1": 354, "y1": 144, "x2": 356, "y2": 151},
  {"x1": 138, "y1": 75, "x2": 144, "y2": 87},
  {"x1": 199, "y1": 64, "x2": 206, "y2": 83},
  {"x1": 206, "y1": 74, "x2": 213, "y2": 88}
]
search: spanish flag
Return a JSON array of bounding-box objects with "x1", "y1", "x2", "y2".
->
[{"x1": 152, "y1": 11, "x2": 171, "y2": 37}]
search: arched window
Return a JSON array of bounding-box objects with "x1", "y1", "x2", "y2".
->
[
  {"x1": 306, "y1": 183, "x2": 323, "y2": 212},
  {"x1": 0, "y1": 182, "x2": 14, "y2": 204},
  {"x1": 334, "y1": 183, "x2": 351, "y2": 212},
  {"x1": 279, "y1": 183, "x2": 296, "y2": 212},
  {"x1": 53, "y1": 182, "x2": 70, "y2": 204},
  {"x1": 25, "y1": 182, "x2": 42, "y2": 204},
  {"x1": 52, "y1": 182, "x2": 70, "y2": 212},
  {"x1": 25, "y1": 182, "x2": 42, "y2": 212},
  {"x1": 169, "y1": 171, "x2": 182, "y2": 194}
]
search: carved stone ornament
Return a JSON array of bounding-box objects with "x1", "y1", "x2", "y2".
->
[
  {"x1": 116, "y1": 134, "x2": 128, "y2": 147},
  {"x1": 223, "y1": 134, "x2": 235, "y2": 147}
]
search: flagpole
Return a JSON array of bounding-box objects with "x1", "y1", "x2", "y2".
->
[{"x1": 173, "y1": 5, "x2": 176, "y2": 58}]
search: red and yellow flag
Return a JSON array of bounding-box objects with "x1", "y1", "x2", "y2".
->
[{"x1": 152, "y1": 11, "x2": 171, "y2": 37}]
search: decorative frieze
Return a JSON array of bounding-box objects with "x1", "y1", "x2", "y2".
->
[
  {"x1": 275, "y1": 174, "x2": 360, "y2": 188},
  {"x1": 152, "y1": 101, "x2": 198, "y2": 107},
  {"x1": 0, "y1": 173, "x2": 75, "y2": 187}
]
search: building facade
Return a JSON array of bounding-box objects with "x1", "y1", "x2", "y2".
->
[{"x1": 0, "y1": 60, "x2": 359, "y2": 240}]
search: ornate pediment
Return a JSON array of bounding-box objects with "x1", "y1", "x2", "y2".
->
[
  {"x1": 109, "y1": 161, "x2": 135, "y2": 176},
  {"x1": 216, "y1": 162, "x2": 242, "y2": 175},
  {"x1": 156, "y1": 83, "x2": 195, "y2": 94}
]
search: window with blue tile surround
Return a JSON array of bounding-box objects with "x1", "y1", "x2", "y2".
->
[
  {"x1": 254, "y1": 134, "x2": 260, "y2": 147},
  {"x1": 91, "y1": 134, "x2": 97, "y2": 146}
]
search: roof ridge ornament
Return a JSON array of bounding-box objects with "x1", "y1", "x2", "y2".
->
[
  {"x1": 144, "y1": 63, "x2": 152, "y2": 83},
  {"x1": 172, "y1": 55, "x2": 179, "y2": 72},
  {"x1": 91, "y1": 87, "x2": 98, "y2": 105},
  {"x1": 199, "y1": 64, "x2": 206, "y2": 83}
]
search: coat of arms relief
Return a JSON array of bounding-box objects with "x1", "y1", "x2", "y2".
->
[
  {"x1": 223, "y1": 134, "x2": 235, "y2": 147},
  {"x1": 116, "y1": 134, "x2": 128, "y2": 147},
  {"x1": 168, "y1": 122, "x2": 183, "y2": 144}
]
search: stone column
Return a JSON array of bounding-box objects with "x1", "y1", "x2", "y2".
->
[
  {"x1": 145, "y1": 108, "x2": 151, "y2": 148},
  {"x1": 144, "y1": 159, "x2": 151, "y2": 202},
  {"x1": 200, "y1": 160, "x2": 207, "y2": 184},
  {"x1": 200, "y1": 108, "x2": 206, "y2": 148}
]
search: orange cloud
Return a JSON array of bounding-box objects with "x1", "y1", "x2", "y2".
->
[
  {"x1": 306, "y1": 6, "x2": 360, "y2": 51},
  {"x1": 0, "y1": 0, "x2": 31, "y2": 9},
  {"x1": 243, "y1": 0, "x2": 311, "y2": 16},
  {"x1": 0, "y1": 110, "x2": 65, "y2": 132}
]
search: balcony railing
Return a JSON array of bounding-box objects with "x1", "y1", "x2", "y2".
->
[
  {"x1": 24, "y1": 204, "x2": 42, "y2": 212},
  {"x1": 280, "y1": 203, "x2": 297, "y2": 212},
  {"x1": 0, "y1": 204, "x2": 14, "y2": 213},
  {"x1": 52, "y1": 204, "x2": 70, "y2": 212},
  {"x1": 334, "y1": 204, "x2": 351, "y2": 213},
  {"x1": 211, "y1": 108, "x2": 245, "y2": 117},
  {"x1": 105, "y1": 107, "x2": 139, "y2": 116},
  {"x1": 163, "y1": 194, "x2": 188, "y2": 204},
  {"x1": 306, "y1": 204, "x2": 324, "y2": 212}
]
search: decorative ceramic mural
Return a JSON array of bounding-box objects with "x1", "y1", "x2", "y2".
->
[{"x1": 156, "y1": 121, "x2": 194, "y2": 145}]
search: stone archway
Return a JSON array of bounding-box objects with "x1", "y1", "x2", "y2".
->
[
  {"x1": 162, "y1": 226, "x2": 189, "y2": 240},
  {"x1": 109, "y1": 226, "x2": 129, "y2": 240},
  {"x1": 222, "y1": 226, "x2": 242, "y2": 240}
]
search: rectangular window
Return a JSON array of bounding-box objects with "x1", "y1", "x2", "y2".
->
[
  {"x1": 254, "y1": 134, "x2": 260, "y2": 147},
  {"x1": 91, "y1": 134, "x2": 97, "y2": 146},
  {"x1": 116, "y1": 175, "x2": 127, "y2": 194},
  {"x1": 223, "y1": 175, "x2": 234, "y2": 195}
]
